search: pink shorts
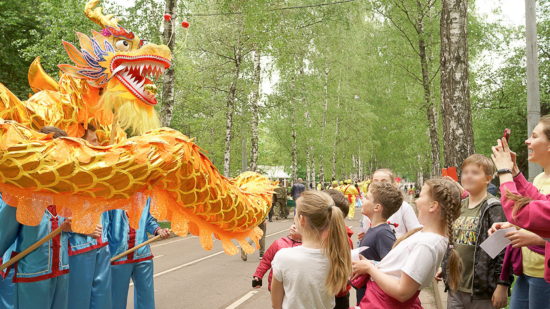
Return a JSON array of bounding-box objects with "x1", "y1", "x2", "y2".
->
[{"x1": 352, "y1": 279, "x2": 423, "y2": 309}]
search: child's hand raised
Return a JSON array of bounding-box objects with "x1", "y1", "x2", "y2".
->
[
  {"x1": 351, "y1": 255, "x2": 375, "y2": 280},
  {"x1": 443, "y1": 176, "x2": 465, "y2": 197}
]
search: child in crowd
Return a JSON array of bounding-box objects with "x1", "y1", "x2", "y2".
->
[
  {"x1": 324, "y1": 189, "x2": 354, "y2": 309},
  {"x1": 351, "y1": 179, "x2": 462, "y2": 308},
  {"x1": 271, "y1": 191, "x2": 351, "y2": 309},
  {"x1": 252, "y1": 226, "x2": 302, "y2": 291},
  {"x1": 436, "y1": 154, "x2": 512, "y2": 308},
  {"x1": 359, "y1": 169, "x2": 422, "y2": 238},
  {"x1": 353, "y1": 182, "x2": 402, "y2": 305}
]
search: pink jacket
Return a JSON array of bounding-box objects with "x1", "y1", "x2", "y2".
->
[
  {"x1": 500, "y1": 173, "x2": 550, "y2": 282},
  {"x1": 253, "y1": 236, "x2": 302, "y2": 290}
]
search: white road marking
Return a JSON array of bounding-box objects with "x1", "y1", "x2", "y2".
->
[
  {"x1": 225, "y1": 291, "x2": 258, "y2": 309},
  {"x1": 153, "y1": 255, "x2": 164, "y2": 260},
  {"x1": 151, "y1": 236, "x2": 197, "y2": 248}
]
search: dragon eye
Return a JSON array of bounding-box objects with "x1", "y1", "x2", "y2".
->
[{"x1": 115, "y1": 40, "x2": 131, "y2": 51}]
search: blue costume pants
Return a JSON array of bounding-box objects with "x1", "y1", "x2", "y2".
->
[
  {"x1": 0, "y1": 269, "x2": 14, "y2": 309},
  {"x1": 111, "y1": 259, "x2": 155, "y2": 309},
  {"x1": 68, "y1": 246, "x2": 112, "y2": 309},
  {"x1": 14, "y1": 274, "x2": 68, "y2": 309}
]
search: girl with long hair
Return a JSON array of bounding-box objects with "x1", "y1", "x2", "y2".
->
[
  {"x1": 491, "y1": 115, "x2": 550, "y2": 308},
  {"x1": 271, "y1": 191, "x2": 352, "y2": 309},
  {"x1": 350, "y1": 179, "x2": 463, "y2": 308}
]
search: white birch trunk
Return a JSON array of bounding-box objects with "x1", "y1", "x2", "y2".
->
[
  {"x1": 223, "y1": 43, "x2": 241, "y2": 177},
  {"x1": 291, "y1": 76, "x2": 297, "y2": 183},
  {"x1": 440, "y1": 0, "x2": 475, "y2": 168},
  {"x1": 160, "y1": 0, "x2": 178, "y2": 127},
  {"x1": 319, "y1": 57, "x2": 329, "y2": 184},
  {"x1": 249, "y1": 48, "x2": 261, "y2": 172}
]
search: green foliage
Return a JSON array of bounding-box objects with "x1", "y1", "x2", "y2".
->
[{"x1": 0, "y1": 0, "x2": 542, "y2": 182}]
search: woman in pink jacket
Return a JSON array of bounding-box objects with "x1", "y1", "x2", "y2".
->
[{"x1": 491, "y1": 116, "x2": 550, "y2": 308}]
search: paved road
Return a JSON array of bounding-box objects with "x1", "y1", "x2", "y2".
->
[{"x1": 126, "y1": 205, "x2": 436, "y2": 309}]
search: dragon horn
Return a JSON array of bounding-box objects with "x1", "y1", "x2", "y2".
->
[{"x1": 84, "y1": 0, "x2": 120, "y2": 29}]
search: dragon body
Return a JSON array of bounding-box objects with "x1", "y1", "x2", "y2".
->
[{"x1": 0, "y1": 0, "x2": 272, "y2": 255}]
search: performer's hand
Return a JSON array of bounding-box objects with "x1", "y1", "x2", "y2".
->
[
  {"x1": 488, "y1": 222, "x2": 517, "y2": 236},
  {"x1": 357, "y1": 232, "x2": 365, "y2": 241},
  {"x1": 157, "y1": 228, "x2": 171, "y2": 239},
  {"x1": 61, "y1": 218, "x2": 72, "y2": 232},
  {"x1": 86, "y1": 224, "x2": 102, "y2": 239}
]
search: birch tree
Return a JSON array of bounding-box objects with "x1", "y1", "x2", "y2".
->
[{"x1": 440, "y1": 0, "x2": 475, "y2": 167}]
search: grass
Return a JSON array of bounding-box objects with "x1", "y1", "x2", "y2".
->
[{"x1": 159, "y1": 221, "x2": 171, "y2": 229}]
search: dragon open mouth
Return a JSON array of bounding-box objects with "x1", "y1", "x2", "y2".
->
[{"x1": 111, "y1": 56, "x2": 171, "y2": 106}]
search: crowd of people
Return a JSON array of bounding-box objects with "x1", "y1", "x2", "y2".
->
[
  {"x1": 249, "y1": 116, "x2": 550, "y2": 309},
  {"x1": 0, "y1": 126, "x2": 171, "y2": 309}
]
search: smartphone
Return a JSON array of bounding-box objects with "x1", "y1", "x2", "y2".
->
[
  {"x1": 252, "y1": 279, "x2": 262, "y2": 288},
  {"x1": 448, "y1": 167, "x2": 459, "y2": 182},
  {"x1": 503, "y1": 128, "x2": 511, "y2": 143},
  {"x1": 441, "y1": 168, "x2": 448, "y2": 178}
]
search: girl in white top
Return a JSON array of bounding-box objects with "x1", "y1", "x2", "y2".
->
[
  {"x1": 351, "y1": 179, "x2": 463, "y2": 308},
  {"x1": 271, "y1": 190, "x2": 352, "y2": 309}
]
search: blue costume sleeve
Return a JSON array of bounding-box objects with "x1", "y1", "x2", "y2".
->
[
  {"x1": 145, "y1": 198, "x2": 160, "y2": 235},
  {"x1": 0, "y1": 197, "x2": 21, "y2": 256}
]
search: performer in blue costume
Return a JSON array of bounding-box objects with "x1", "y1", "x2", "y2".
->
[
  {"x1": 68, "y1": 212, "x2": 111, "y2": 309},
  {"x1": 108, "y1": 197, "x2": 170, "y2": 309},
  {"x1": 0, "y1": 127, "x2": 72, "y2": 309},
  {"x1": 0, "y1": 236, "x2": 15, "y2": 309},
  {"x1": 0, "y1": 200, "x2": 72, "y2": 309},
  {"x1": 67, "y1": 125, "x2": 113, "y2": 309}
]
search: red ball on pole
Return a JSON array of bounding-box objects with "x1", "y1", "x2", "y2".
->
[
  {"x1": 181, "y1": 21, "x2": 190, "y2": 28},
  {"x1": 163, "y1": 14, "x2": 172, "y2": 21}
]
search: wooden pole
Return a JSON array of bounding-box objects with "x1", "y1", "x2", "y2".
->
[
  {"x1": 0, "y1": 226, "x2": 63, "y2": 272},
  {"x1": 110, "y1": 106, "x2": 119, "y2": 145},
  {"x1": 110, "y1": 230, "x2": 171, "y2": 263}
]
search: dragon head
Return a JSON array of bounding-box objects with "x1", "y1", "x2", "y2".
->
[{"x1": 59, "y1": 0, "x2": 172, "y2": 134}]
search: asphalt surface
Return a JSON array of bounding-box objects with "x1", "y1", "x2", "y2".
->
[{"x1": 126, "y1": 200, "x2": 436, "y2": 309}]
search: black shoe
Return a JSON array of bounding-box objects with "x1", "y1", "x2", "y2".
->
[
  {"x1": 259, "y1": 254, "x2": 264, "y2": 260},
  {"x1": 269, "y1": 219, "x2": 273, "y2": 222}
]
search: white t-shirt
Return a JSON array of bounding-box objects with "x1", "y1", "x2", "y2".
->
[
  {"x1": 376, "y1": 231, "x2": 448, "y2": 290},
  {"x1": 361, "y1": 201, "x2": 422, "y2": 238},
  {"x1": 272, "y1": 246, "x2": 335, "y2": 309}
]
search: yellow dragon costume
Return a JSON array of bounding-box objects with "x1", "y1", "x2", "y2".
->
[{"x1": 0, "y1": 0, "x2": 273, "y2": 255}]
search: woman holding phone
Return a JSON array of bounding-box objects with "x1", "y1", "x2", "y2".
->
[{"x1": 491, "y1": 116, "x2": 550, "y2": 308}]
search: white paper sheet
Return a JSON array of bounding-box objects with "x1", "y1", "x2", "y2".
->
[
  {"x1": 351, "y1": 246, "x2": 369, "y2": 262},
  {"x1": 479, "y1": 227, "x2": 516, "y2": 259}
]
